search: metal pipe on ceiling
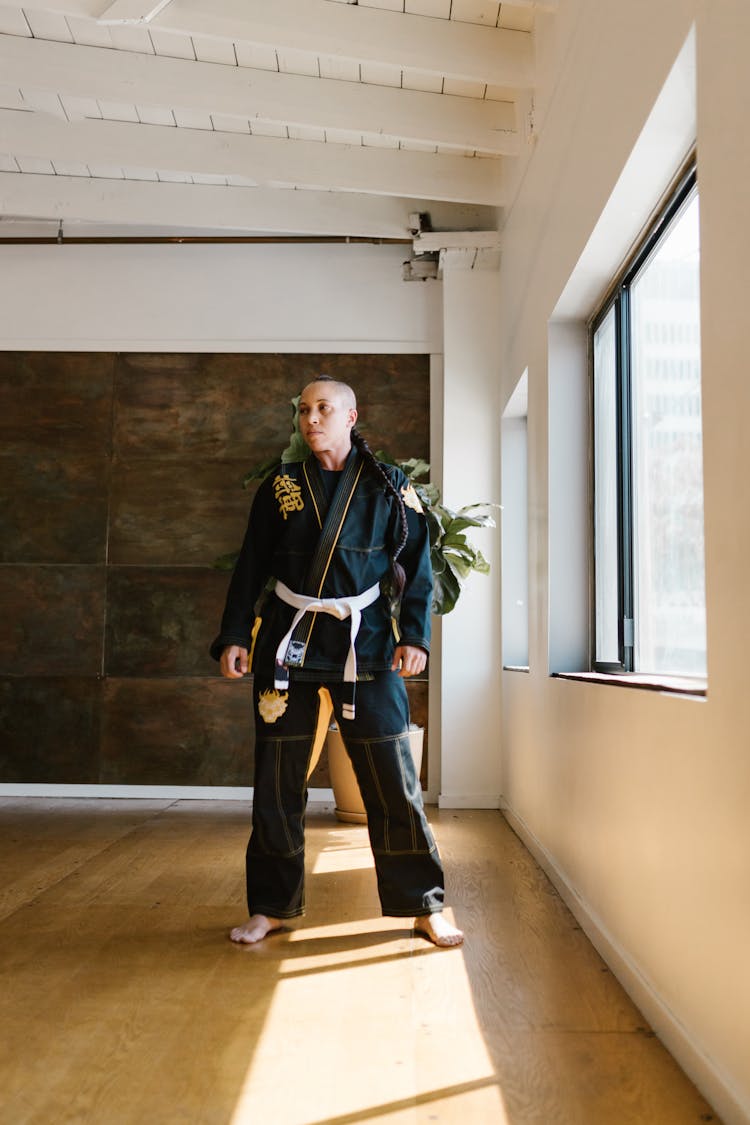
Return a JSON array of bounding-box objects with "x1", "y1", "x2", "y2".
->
[{"x1": 0, "y1": 234, "x2": 412, "y2": 245}]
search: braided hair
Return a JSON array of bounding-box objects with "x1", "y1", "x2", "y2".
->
[
  {"x1": 304, "y1": 375, "x2": 410, "y2": 602},
  {"x1": 350, "y1": 426, "x2": 409, "y2": 603}
]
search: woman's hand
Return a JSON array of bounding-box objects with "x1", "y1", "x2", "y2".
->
[
  {"x1": 391, "y1": 645, "x2": 427, "y2": 677},
  {"x1": 220, "y1": 645, "x2": 248, "y2": 679}
]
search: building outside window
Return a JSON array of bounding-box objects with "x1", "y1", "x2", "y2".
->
[{"x1": 591, "y1": 163, "x2": 706, "y2": 677}]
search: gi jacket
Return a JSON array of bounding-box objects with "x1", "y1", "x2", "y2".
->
[{"x1": 210, "y1": 447, "x2": 432, "y2": 678}]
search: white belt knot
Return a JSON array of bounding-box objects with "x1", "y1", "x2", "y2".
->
[{"x1": 273, "y1": 580, "x2": 381, "y2": 718}]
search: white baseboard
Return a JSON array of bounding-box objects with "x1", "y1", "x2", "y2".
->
[
  {"x1": 503, "y1": 805, "x2": 749, "y2": 1125},
  {"x1": 0, "y1": 784, "x2": 335, "y2": 803},
  {"x1": 438, "y1": 793, "x2": 501, "y2": 809}
]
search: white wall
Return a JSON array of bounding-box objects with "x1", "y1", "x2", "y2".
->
[
  {"x1": 501, "y1": 413, "x2": 529, "y2": 668},
  {"x1": 498, "y1": 1, "x2": 750, "y2": 1121},
  {"x1": 547, "y1": 321, "x2": 589, "y2": 674},
  {"x1": 439, "y1": 265, "x2": 503, "y2": 808},
  {"x1": 0, "y1": 241, "x2": 441, "y2": 353}
]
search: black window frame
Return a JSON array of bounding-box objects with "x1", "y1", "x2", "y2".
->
[{"x1": 590, "y1": 159, "x2": 698, "y2": 674}]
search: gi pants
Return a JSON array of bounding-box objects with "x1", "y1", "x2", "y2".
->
[{"x1": 247, "y1": 672, "x2": 445, "y2": 919}]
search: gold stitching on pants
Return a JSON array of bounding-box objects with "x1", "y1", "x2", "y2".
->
[
  {"x1": 371, "y1": 844, "x2": 438, "y2": 857},
  {"x1": 395, "y1": 733, "x2": 418, "y2": 851},
  {"x1": 274, "y1": 740, "x2": 295, "y2": 854},
  {"x1": 364, "y1": 741, "x2": 391, "y2": 853}
]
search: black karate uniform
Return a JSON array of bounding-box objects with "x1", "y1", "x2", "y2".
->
[{"x1": 211, "y1": 446, "x2": 445, "y2": 919}]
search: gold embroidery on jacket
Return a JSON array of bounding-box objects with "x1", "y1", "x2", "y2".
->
[
  {"x1": 401, "y1": 483, "x2": 423, "y2": 514},
  {"x1": 273, "y1": 474, "x2": 304, "y2": 520}
]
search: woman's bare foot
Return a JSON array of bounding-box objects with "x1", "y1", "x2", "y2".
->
[
  {"x1": 413, "y1": 912, "x2": 464, "y2": 948},
  {"x1": 229, "y1": 915, "x2": 284, "y2": 944}
]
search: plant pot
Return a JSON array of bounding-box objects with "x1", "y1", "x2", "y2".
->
[{"x1": 326, "y1": 723, "x2": 424, "y2": 824}]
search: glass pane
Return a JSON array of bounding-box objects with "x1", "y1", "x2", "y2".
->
[
  {"x1": 593, "y1": 305, "x2": 620, "y2": 665},
  {"x1": 630, "y1": 192, "x2": 706, "y2": 675}
]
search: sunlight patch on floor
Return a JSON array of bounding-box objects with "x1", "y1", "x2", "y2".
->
[
  {"x1": 229, "y1": 919, "x2": 508, "y2": 1125},
  {"x1": 310, "y1": 842, "x2": 375, "y2": 875},
  {"x1": 279, "y1": 916, "x2": 413, "y2": 976},
  {"x1": 285, "y1": 916, "x2": 403, "y2": 942}
]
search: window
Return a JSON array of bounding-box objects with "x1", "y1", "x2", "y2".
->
[
  {"x1": 591, "y1": 162, "x2": 706, "y2": 677},
  {"x1": 502, "y1": 370, "x2": 529, "y2": 669}
]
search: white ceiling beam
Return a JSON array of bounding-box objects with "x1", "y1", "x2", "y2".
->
[
  {"x1": 22, "y1": 0, "x2": 534, "y2": 86},
  {"x1": 438, "y1": 245, "x2": 501, "y2": 272},
  {"x1": 0, "y1": 169, "x2": 495, "y2": 236},
  {"x1": 160, "y1": 0, "x2": 535, "y2": 87},
  {"x1": 1, "y1": 109, "x2": 505, "y2": 204},
  {"x1": 14, "y1": 1, "x2": 103, "y2": 15},
  {"x1": 0, "y1": 36, "x2": 519, "y2": 154},
  {"x1": 98, "y1": 0, "x2": 176, "y2": 24},
  {"x1": 494, "y1": 0, "x2": 557, "y2": 7},
  {"x1": 414, "y1": 229, "x2": 501, "y2": 252}
]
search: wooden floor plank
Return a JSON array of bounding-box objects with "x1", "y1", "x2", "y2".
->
[
  {"x1": 0, "y1": 798, "x2": 176, "y2": 921},
  {"x1": 0, "y1": 800, "x2": 720, "y2": 1125}
]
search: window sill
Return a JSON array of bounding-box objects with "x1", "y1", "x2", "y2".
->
[{"x1": 552, "y1": 671, "x2": 706, "y2": 699}]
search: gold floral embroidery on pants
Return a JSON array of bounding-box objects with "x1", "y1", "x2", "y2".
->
[{"x1": 258, "y1": 688, "x2": 289, "y2": 724}]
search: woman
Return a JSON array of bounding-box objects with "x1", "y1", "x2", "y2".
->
[{"x1": 211, "y1": 376, "x2": 463, "y2": 947}]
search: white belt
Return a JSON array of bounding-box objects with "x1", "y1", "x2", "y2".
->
[{"x1": 273, "y1": 579, "x2": 381, "y2": 718}]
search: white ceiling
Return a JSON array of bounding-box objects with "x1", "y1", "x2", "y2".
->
[{"x1": 0, "y1": 0, "x2": 554, "y2": 239}]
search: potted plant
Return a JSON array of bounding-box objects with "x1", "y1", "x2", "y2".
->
[{"x1": 215, "y1": 395, "x2": 498, "y2": 819}]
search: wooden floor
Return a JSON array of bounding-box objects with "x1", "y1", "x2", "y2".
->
[{"x1": 0, "y1": 799, "x2": 719, "y2": 1125}]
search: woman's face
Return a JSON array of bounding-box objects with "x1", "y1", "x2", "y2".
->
[{"x1": 298, "y1": 381, "x2": 358, "y2": 463}]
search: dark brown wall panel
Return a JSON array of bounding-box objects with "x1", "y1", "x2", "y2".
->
[
  {"x1": 0, "y1": 455, "x2": 109, "y2": 564},
  {"x1": 320, "y1": 354, "x2": 431, "y2": 461},
  {"x1": 108, "y1": 460, "x2": 254, "y2": 566},
  {"x1": 100, "y1": 678, "x2": 254, "y2": 785},
  {"x1": 105, "y1": 566, "x2": 230, "y2": 677},
  {"x1": 0, "y1": 352, "x2": 113, "y2": 566},
  {"x1": 113, "y1": 352, "x2": 430, "y2": 464},
  {"x1": 0, "y1": 677, "x2": 101, "y2": 782},
  {"x1": 0, "y1": 566, "x2": 106, "y2": 676},
  {"x1": 114, "y1": 353, "x2": 296, "y2": 462},
  {"x1": 0, "y1": 352, "x2": 114, "y2": 455}
]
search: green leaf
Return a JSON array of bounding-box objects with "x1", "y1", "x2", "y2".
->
[
  {"x1": 242, "y1": 458, "x2": 278, "y2": 486},
  {"x1": 375, "y1": 452, "x2": 431, "y2": 480},
  {"x1": 430, "y1": 550, "x2": 447, "y2": 575},
  {"x1": 281, "y1": 430, "x2": 310, "y2": 463},
  {"x1": 399, "y1": 457, "x2": 431, "y2": 480},
  {"x1": 432, "y1": 565, "x2": 461, "y2": 615},
  {"x1": 459, "y1": 502, "x2": 500, "y2": 515},
  {"x1": 472, "y1": 550, "x2": 491, "y2": 575},
  {"x1": 415, "y1": 482, "x2": 441, "y2": 507},
  {"x1": 427, "y1": 501, "x2": 449, "y2": 526},
  {"x1": 447, "y1": 513, "x2": 495, "y2": 534},
  {"x1": 425, "y1": 513, "x2": 443, "y2": 549},
  {"x1": 443, "y1": 551, "x2": 475, "y2": 581},
  {"x1": 213, "y1": 550, "x2": 239, "y2": 571},
  {"x1": 441, "y1": 530, "x2": 475, "y2": 549}
]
